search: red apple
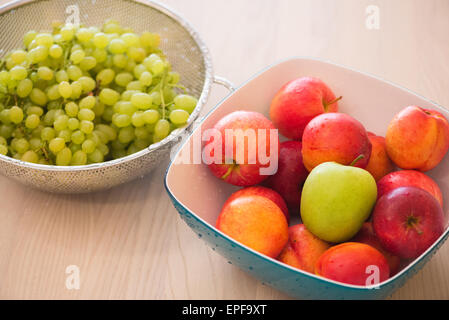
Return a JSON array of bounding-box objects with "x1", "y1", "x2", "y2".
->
[
  {"x1": 372, "y1": 187, "x2": 445, "y2": 259},
  {"x1": 264, "y1": 141, "x2": 308, "y2": 210},
  {"x1": 377, "y1": 170, "x2": 443, "y2": 207},
  {"x1": 302, "y1": 113, "x2": 372, "y2": 171},
  {"x1": 224, "y1": 186, "x2": 289, "y2": 222},
  {"x1": 205, "y1": 111, "x2": 279, "y2": 186},
  {"x1": 386, "y1": 106, "x2": 449, "y2": 171},
  {"x1": 270, "y1": 77, "x2": 340, "y2": 140},
  {"x1": 352, "y1": 222, "x2": 401, "y2": 275}
]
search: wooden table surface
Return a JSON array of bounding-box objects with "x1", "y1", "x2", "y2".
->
[{"x1": 1, "y1": 0, "x2": 449, "y2": 300}]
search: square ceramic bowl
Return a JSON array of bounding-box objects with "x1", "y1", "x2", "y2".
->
[{"x1": 164, "y1": 57, "x2": 449, "y2": 299}]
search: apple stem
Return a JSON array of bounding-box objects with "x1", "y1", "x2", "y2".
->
[
  {"x1": 324, "y1": 96, "x2": 343, "y2": 110},
  {"x1": 350, "y1": 155, "x2": 365, "y2": 167},
  {"x1": 221, "y1": 162, "x2": 237, "y2": 180}
]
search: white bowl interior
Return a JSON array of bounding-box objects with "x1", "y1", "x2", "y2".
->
[{"x1": 167, "y1": 58, "x2": 449, "y2": 230}]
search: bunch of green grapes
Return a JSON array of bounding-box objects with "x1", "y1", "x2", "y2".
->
[{"x1": 0, "y1": 19, "x2": 198, "y2": 166}]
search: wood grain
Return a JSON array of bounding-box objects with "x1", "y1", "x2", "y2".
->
[{"x1": 0, "y1": 0, "x2": 448, "y2": 299}]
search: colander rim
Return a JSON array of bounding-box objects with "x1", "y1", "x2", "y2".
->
[{"x1": 0, "y1": 0, "x2": 214, "y2": 172}]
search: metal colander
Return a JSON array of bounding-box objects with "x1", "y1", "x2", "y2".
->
[{"x1": 0, "y1": 0, "x2": 232, "y2": 193}]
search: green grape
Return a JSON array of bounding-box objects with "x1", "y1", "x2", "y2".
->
[
  {"x1": 96, "y1": 68, "x2": 115, "y2": 85},
  {"x1": 153, "y1": 119, "x2": 170, "y2": 142},
  {"x1": 81, "y1": 139, "x2": 96, "y2": 154},
  {"x1": 140, "y1": 32, "x2": 160, "y2": 48},
  {"x1": 49, "y1": 137, "x2": 65, "y2": 154},
  {"x1": 143, "y1": 54, "x2": 165, "y2": 75},
  {"x1": 0, "y1": 136, "x2": 6, "y2": 145},
  {"x1": 133, "y1": 64, "x2": 147, "y2": 79},
  {"x1": 174, "y1": 94, "x2": 198, "y2": 113},
  {"x1": 49, "y1": 44, "x2": 63, "y2": 59},
  {"x1": 23, "y1": 30, "x2": 38, "y2": 47},
  {"x1": 46, "y1": 84, "x2": 61, "y2": 100},
  {"x1": 60, "y1": 25, "x2": 75, "y2": 41},
  {"x1": 28, "y1": 45, "x2": 48, "y2": 63},
  {"x1": 67, "y1": 65, "x2": 82, "y2": 81},
  {"x1": 17, "y1": 78, "x2": 33, "y2": 98},
  {"x1": 55, "y1": 70, "x2": 69, "y2": 83},
  {"x1": 10, "y1": 66, "x2": 28, "y2": 81},
  {"x1": 121, "y1": 90, "x2": 139, "y2": 101},
  {"x1": 126, "y1": 80, "x2": 143, "y2": 91},
  {"x1": 0, "y1": 144, "x2": 7, "y2": 155},
  {"x1": 71, "y1": 130, "x2": 85, "y2": 144},
  {"x1": 58, "y1": 129, "x2": 72, "y2": 142},
  {"x1": 113, "y1": 54, "x2": 127, "y2": 69},
  {"x1": 79, "y1": 76, "x2": 96, "y2": 93},
  {"x1": 99, "y1": 88, "x2": 120, "y2": 105},
  {"x1": 70, "y1": 81, "x2": 83, "y2": 99},
  {"x1": 112, "y1": 114, "x2": 131, "y2": 128},
  {"x1": 67, "y1": 117, "x2": 80, "y2": 130},
  {"x1": 131, "y1": 111, "x2": 145, "y2": 127},
  {"x1": 79, "y1": 120, "x2": 94, "y2": 134},
  {"x1": 29, "y1": 138, "x2": 43, "y2": 150},
  {"x1": 56, "y1": 147, "x2": 72, "y2": 165},
  {"x1": 121, "y1": 33, "x2": 140, "y2": 47},
  {"x1": 35, "y1": 33, "x2": 54, "y2": 47},
  {"x1": 131, "y1": 92, "x2": 152, "y2": 109},
  {"x1": 21, "y1": 150, "x2": 39, "y2": 163},
  {"x1": 58, "y1": 81, "x2": 72, "y2": 99},
  {"x1": 115, "y1": 72, "x2": 133, "y2": 87},
  {"x1": 37, "y1": 66, "x2": 54, "y2": 81},
  {"x1": 78, "y1": 108, "x2": 95, "y2": 121},
  {"x1": 13, "y1": 138, "x2": 30, "y2": 153},
  {"x1": 76, "y1": 28, "x2": 93, "y2": 42},
  {"x1": 79, "y1": 56, "x2": 97, "y2": 71},
  {"x1": 54, "y1": 114, "x2": 69, "y2": 131},
  {"x1": 70, "y1": 50, "x2": 86, "y2": 64},
  {"x1": 25, "y1": 114, "x2": 40, "y2": 129},
  {"x1": 127, "y1": 47, "x2": 145, "y2": 63},
  {"x1": 27, "y1": 106, "x2": 44, "y2": 116},
  {"x1": 0, "y1": 124, "x2": 14, "y2": 138},
  {"x1": 108, "y1": 39, "x2": 126, "y2": 54},
  {"x1": 93, "y1": 32, "x2": 109, "y2": 48},
  {"x1": 118, "y1": 126, "x2": 135, "y2": 144},
  {"x1": 92, "y1": 48, "x2": 108, "y2": 63},
  {"x1": 79, "y1": 96, "x2": 96, "y2": 109},
  {"x1": 11, "y1": 50, "x2": 27, "y2": 65},
  {"x1": 41, "y1": 127, "x2": 56, "y2": 141},
  {"x1": 9, "y1": 106, "x2": 24, "y2": 124},
  {"x1": 169, "y1": 109, "x2": 190, "y2": 125},
  {"x1": 87, "y1": 148, "x2": 103, "y2": 163},
  {"x1": 139, "y1": 71, "x2": 152, "y2": 86},
  {"x1": 96, "y1": 124, "x2": 116, "y2": 141},
  {"x1": 65, "y1": 102, "x2": 78, "y2": 117},
  {"x1": 116, "y1": 101, "x2": 136, "y2": 115},
  {"x1": 71, "y1": 150, "x2": 87, "y2": 165}
]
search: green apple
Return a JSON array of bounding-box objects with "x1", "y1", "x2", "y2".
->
[{"x1": 300, "y1": 161, "x2": 377, "y2": 243}]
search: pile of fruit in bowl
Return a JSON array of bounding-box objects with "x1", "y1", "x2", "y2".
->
[
  {"x1": 204, "y1": 76, "x2": 449, "y2": 287},
  {"x1": 0, "y1": 19, "x2": 198, "y2": 166}
]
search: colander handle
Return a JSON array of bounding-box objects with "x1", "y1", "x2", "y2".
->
[{"x1": 213, "y1": 76, "x2": 236, "y2": 92}]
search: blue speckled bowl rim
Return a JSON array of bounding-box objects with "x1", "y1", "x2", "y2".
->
[{"x1": 164, "y1": 56, "x2": 449, "y2": 293}]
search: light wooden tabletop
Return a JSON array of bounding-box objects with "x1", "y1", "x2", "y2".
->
[{"x1": 0, "y1": 0, "x2": 449, "y2": 300}]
